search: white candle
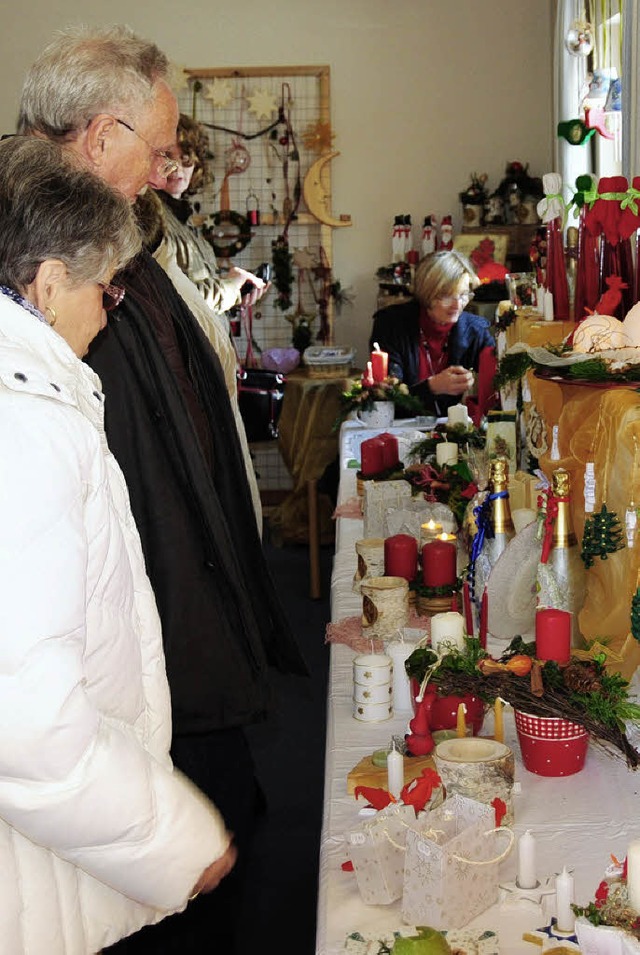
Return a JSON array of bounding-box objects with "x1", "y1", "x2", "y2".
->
[
  {"x1": 436, "y1": 442, "x2": 458, "y2": 467},
  {"x1": 430, "y1": 611, "x2": 465, "y2": 654},
  {"x1": 387, "y1": 741, "x2": 404, "y2": 799},
  {"x1": 447, "y1": 403, "x2": 469, "y2": 427},
  {"x1": 555, "y1": 866, "x2": 575, "y2": 933},
  {"x1": 627, "y1": 839, "x2": 640, "y2": 912},
  {"x1": 386, "y1": 640, "x2": 415, "y2": 713},
  {"x1": 543, "y1": 289, "x2": 554, "y2": 322},
  {"x1": 517, "y1": 829, "x2": 537, "y2": 889}
]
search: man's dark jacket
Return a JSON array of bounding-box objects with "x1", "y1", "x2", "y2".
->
[
  {"x1": 86, "y1": 252, "x2": 308, "y2": 735},
  {"x1": 369, "y1": 299, "x2": 495, "y2": 415}
]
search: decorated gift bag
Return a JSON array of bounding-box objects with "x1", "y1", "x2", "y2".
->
[
  {"x1": 401, "y1": 793, "x2": 513, "y2": 929},
  {"x1": 345, "y1": 803, "x2": 417, "y2": 905}
]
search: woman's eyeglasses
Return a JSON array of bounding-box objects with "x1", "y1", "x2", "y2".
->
[
  {"x1": 436, "y1": 291, "x2": 474, "y2": 308},
  {"x1": 99, "y1": 282, "x2": 126, "y2": 311}
]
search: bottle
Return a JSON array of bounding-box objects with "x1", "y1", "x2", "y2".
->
[
  {"x1": 537, "y1": 467, "x2": 587, "y2": 649},
  {"x1": 421, "y1": 215, "x2": 436, "y2": 256},
  {"x1": 470, "y1": 456, "x2": 515, "y2": 611}
]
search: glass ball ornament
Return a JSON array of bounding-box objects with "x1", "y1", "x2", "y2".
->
[
  {"x1": 224, "y1": 142, "x2": 251, "y2": 174},
  {"x1": 565, "y1": 19, "x2": 594, "y2": 57}
]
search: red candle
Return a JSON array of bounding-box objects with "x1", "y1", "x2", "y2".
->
[
  {"x1": 535, "y1": 607, "x2": 571, "y2": 663},
  {"x1": 479, "y1": 588, "x2": 488, "y2": 649},
  {"x1": 384, "y1": 533, "x2": 418, "y2": 581},
  {"x1": 463, "y1": 580, "x2": 474, "y2": 638},
  {"x1": 360, "y1": 437, "x2": 385, "y2": 477},
  {"x1": 370, "y1": 342, "x2": 389, "y2": 382},
  {"x1": 421, "y1": 539, "x2": 456, "y2": 587},
  {"x1": 378, "y1": 432, "x2": 399, "y2": 469}
]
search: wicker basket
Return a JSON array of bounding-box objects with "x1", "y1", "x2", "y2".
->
[
  {"x1": 306, "y1": 362, "x2": 352, "y2": 378},
  {"x1": 514, "y1": 710, "x2": 589, "y2": 777}
]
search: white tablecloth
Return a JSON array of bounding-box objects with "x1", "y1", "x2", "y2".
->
[{"x1": 315, "y1": 421, "x2": 640, "y2": 954}]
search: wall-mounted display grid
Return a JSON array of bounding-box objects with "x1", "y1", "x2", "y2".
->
[{"x1": 178, "y1": 65, "x2": 336, "y2": 362}]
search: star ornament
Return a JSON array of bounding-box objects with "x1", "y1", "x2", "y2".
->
[
  {"x1": 246, "y1": 87, "x2": 277, "y2": 120},
  {"x1": 168, "y1": 63, "x2": 190, "y2": 93},
  {"x1": 301, "y1": 120, "x2": 335, "y2": 154},
  {"x1": 203, "y1": 80, "x2": 234, "y2": 108}
]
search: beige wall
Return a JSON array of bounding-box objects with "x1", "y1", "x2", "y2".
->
[{"x1": 0, "y1": 0, "x2": 554, "y2": 362}]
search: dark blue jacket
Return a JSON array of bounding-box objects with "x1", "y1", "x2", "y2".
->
[{"x1": 370, "y1": 299, "x2": 495, "y2": 415}]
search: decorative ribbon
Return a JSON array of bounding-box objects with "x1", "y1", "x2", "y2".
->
[
  {"x1": 620, "y1": 187, "x2": 640, "y2": 215},
  {"x1": 467, "y1": 491, "x2": 504, "y2": 605}
]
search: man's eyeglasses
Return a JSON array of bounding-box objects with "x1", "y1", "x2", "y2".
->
[
  {"x1": 99, "y1": 281, "x2": 126, "y2": 311},
  {"x1": 114, "y1": 118, "x2": 179, "y2": 178},
  {"x1": 436, "y1": 291, "x2": 475, "y2": 308}
]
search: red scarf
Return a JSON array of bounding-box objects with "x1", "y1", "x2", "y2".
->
[{"x1": 418, "y1": 308, "x2": 454, "y2": 381}]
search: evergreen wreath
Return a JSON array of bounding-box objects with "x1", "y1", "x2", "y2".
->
[{"x1": 203, "y1": 210, "x2": 252, "y2": 260}]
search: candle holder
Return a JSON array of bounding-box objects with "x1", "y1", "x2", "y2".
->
[
  {"x1": 499, "y1": 868, "x2": 573, "y2": 906},
  {"x1": 522, "y1": 918, "x2": 579, "y2": 947}
]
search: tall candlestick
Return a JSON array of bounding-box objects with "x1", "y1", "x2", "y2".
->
[
  {"x1": 387, "y1": 740, "x2": 404, "y2": 799},
  {"x1": 456, "y1": 702, "x2": 467, "y2": 738},
  {"x1": 627, "y1": 839, "x2": 640, "y2": 912},
  {"x1": 384, "y1": 533, "x2": 418, "y2": 581},
  {"x1": 462, "y1": 580, "x2": 474, "y2": 637},
  {"x1": 535, "y1": 607, "x2": 571, "y2": 664},
  {"x1": 422, "y1": 539, "x2": 457, "y2": 587},
  {"x1": 370, "y1": 342, "x2": 389, "y2": 383},
  {"x1": 430, "y1": 611, "x2": 465, "y2": 654},
  {"x1": 360, "y1": 437, "x2": 386, "y2": 477},
  {"x1": 517, "y1": 830, "x2": 537, "y2": 889},
  {"x1": 378, "y1": 432, "x2": 399, "y2": 469},
  {"x1": 493, "y1": 697, "x2": 504, "y2": 743},
  {"x1": 555, "y1": 867, "x2": 575, "y2": 933},
  {"x1": 479, "y1": 588, "x2": 488, "y2": 649},
  {"x1": 436, "y1": 441, "x2": 459, "y2": 467}
]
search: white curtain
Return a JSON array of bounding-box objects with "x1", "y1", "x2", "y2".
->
[
  {"x1": 622, "y1": 0, "x2": 640, "y2": 177},
  {"x1": 554, "y1": 0, "x2": 593, "y2": 199}
]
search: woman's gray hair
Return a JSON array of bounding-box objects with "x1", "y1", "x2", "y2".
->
[
  {"x1": 0, "y1": 136, "x2": 141, "y2": 291},
  {"x1": 413, "y1": 249, "x2": 480, "y2": 309},
  {"x1": 17, "y1": 24, "x2": 169, "y2": 140}
]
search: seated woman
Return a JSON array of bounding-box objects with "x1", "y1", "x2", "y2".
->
[
  {"x1": 370, "y1": 249, "x2": 496, "y2": 418},
  {"x1": 136, "y1": 113, "x2": 264, "y2": 524},
  {"x1": 0, "y1": 136, "x2": 235, "y2": 953}
]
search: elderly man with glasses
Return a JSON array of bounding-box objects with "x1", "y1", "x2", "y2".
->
[
  {"x1": 370, "y1": 248, "x2": 496, "y2": 418},
  {"x1": 17, "y1": 22, "x2": 308, "y2": 955}
]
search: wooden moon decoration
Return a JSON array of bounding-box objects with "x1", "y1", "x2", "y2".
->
[{"x1": 303, "y1": 151, "x2": 352, "y2": 228}]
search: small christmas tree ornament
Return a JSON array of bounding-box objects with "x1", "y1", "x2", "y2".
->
[
  {"x1": 631, "y1": 586, "x2": 640, "y2": 643},
  {"x1": 581, "y1": 504, "x2": 625, "y2": 568}
]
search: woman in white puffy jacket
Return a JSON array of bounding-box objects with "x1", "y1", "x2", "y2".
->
[{"x1": 0, "y1": 136, "x2": 236, "y2": 955}]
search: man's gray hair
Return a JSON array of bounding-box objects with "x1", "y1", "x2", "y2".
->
[
  {"x1": 17, "y1": 24, "x2": 169, "y2": 140},
  {"x1": 0, "y1": 136, "x2": 141, "y2": 290}
]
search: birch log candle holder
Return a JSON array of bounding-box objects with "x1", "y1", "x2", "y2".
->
[{"x1": 361, "y1": 576, "x2": 409, "y2": 640}]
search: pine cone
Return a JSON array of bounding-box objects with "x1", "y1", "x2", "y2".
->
[{"x1": 562, "y1": 661, "x2": 602, "y2": 694}]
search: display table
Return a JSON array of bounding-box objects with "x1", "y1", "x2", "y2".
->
[
  {"x1": 315, "y1": 421, "x2": 640, "y2": 954},
  {"x1": 270, "y1": 368, "x2": 354, "y2": 549}
]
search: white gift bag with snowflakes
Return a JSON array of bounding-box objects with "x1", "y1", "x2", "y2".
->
[
  {"x1": 401, "y1": 793, "x2": 513, "y2": 929},
  {"x1": 345, "y1": 803, "x2": 417, "y2": 905}
]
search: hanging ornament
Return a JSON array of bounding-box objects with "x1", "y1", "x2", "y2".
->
[
  {"x1": 246, "y1": 87, "x2": 278, "y2": 121},
  {"x1": 301, "y1": 120, "x2": 335, "y2": 154},
  {"x1": 203, "y1": 79, "x2": 234, "y2": 108},
  {"x1": 626, "y1": 437, "x2": 640, "y2": 548},
  {"x1": 565, "y1": 18, "x2": 594, "y2": 57},
  {"x1": 550, "y1": 424, "x2": 561, "y2": 461},
  {"x1": 584, "y1": 462, "x2": 596, "y2": 514},
  {"x1": 246, "y1": 189, "x2": 260, "y2": 227},
  {"x1": 581, "y1": 504, "x2": 625, "y2": 568}
]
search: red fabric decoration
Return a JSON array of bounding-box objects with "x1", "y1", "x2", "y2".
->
[
  {"x1": 341, "y1": 860, "x2": 354, "y2": 871},
  {"x1": 400, "y1": 767, "x2": 442, "y2": 813},
  {"x1": 353, "y1": 785, "x2": 393, "y2": 810}
]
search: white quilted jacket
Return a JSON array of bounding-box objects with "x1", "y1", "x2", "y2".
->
[{"x1": 0, "y1": 294, "x2": 229, "y2": 954}]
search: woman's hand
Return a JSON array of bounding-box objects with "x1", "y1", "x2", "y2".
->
[
  {"x1": 190, "y1": 840, "x2": 238, "y2": 897},
  {"x1": 429, "y1": 365, "x2": 474, "y2": 396},
  {"x1": 227, "y1": 266, "x2": 270, "y2": 307}
]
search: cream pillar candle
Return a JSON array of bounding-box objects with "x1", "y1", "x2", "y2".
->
[
  {"x1": 555, "y1": 867, "x2": 575, "y2": 933},
  {"x1": 447, "y1": 403, "x2": 469, "y2": 427},
  {"x1": 436, "y1": 442, "x2": 458, "y2": 467},
  {"x1": 543, "y1": 289, "x2": 554, "y2": 322},
  {"x1": 430, "y1": 611, "x2": 465, "y2": 654},
  {"x1": 627, "y1": 839, "x2": 640, "y2": 912},
  {"x1": 386, "y1": 741, "x2": 404, "y2": 799},
  {"x1": 517, "y1": 830, "x2": 537, "y2": 889}
]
